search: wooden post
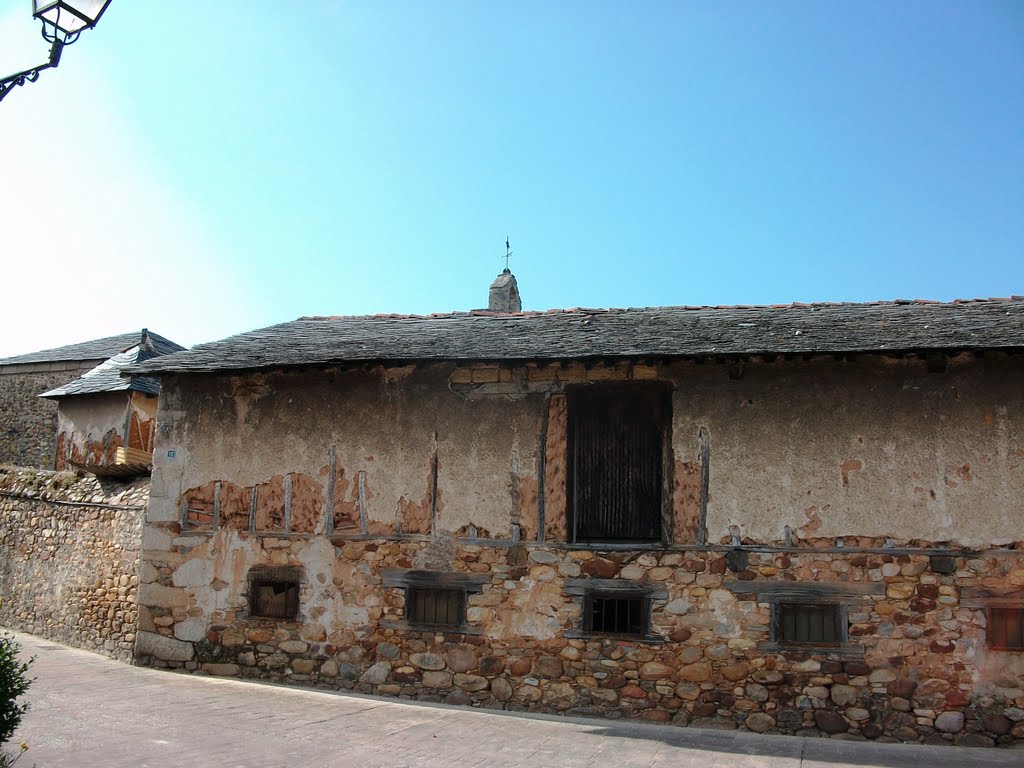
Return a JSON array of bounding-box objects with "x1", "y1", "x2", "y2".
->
[
  {"x1": 248, "y1": 487, "x2": 257, "y2": 532},
  {"x1": 284, "y1": 474, "x2": 293, "y2": 533},
  {"x1": 325, "y1": 447, "x2": 337, "y2": 534},
  {"x1": 212, "y1": 481, "x2": 221, "y2": 529},
  {"x1": 358, "y1": 471, "x2": 368, "y2": 535},
  {"x1": 698, "y1": 426, "x2": 710, "y2": 546}
]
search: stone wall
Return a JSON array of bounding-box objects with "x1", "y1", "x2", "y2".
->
[
  {"x1": 0, "y1": 361, "x2": 96, "y2": 468},
  {"x1": 135, "y1": 534, "x2": 1024, "y2": 747},
  {"x1": 0, "y1": 467, "x2": 147, "y2": 661},
  {"x1": 135, "y1": 355, "x2": 1024, "y2": 745}
]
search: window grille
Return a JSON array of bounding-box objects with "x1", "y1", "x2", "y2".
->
[
  {"x1": 989, "y1": 607, "x2": 1024, "y2": 650},
  {"x1": 407, "y1": 588, "x2": 465, "y2": 628},
  {"x1": 585, "y1": 592, "x2": 648, "y2": 637},
  {"x1": 568, "y1": 384, "x2": 667, "y2": 542},
  {"x1": 248, "y1": 566, "x2": 302, "y2": 620},
  {"x1": 778, "y1": 603, "x2": 843, "y2": 645}
]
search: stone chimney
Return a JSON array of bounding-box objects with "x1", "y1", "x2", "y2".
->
[{"x1": 488, "y1": 269, "x2": 522, "y2": 313}]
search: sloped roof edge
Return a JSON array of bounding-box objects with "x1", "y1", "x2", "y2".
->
[
  {"x1": 1, "y1": 329, "x2": 184, "y2": 366},
  {"x1": 127, "y1": 297, "x2": 1024, "y2": 377},
  {"x1": 39, "y1": 334, "x2": 184, "y2": 399}
]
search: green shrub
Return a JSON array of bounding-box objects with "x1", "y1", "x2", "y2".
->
[{"x1": 0, "y1": 634, "x2": 32, "y2": 746}]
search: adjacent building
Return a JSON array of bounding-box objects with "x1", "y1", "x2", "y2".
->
[
  {"x1": 128, "y1": 280, "x2": 1024, "y2": 745},
  {"x1": 0, "y1": 330, "x2": 179, "y2": 468},
  {"x1": 40, "y1": 331, "x2": 185, "y2": 477}
]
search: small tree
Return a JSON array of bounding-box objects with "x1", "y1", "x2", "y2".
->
[{"x1": 0, "y1": 634, "x2": 32, "y2": 747}]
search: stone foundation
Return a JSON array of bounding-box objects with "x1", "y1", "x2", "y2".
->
[
  {"x1": 0, "y1": 467, "x2": 146, "y2": 661},
  {"x1": 135, "y1": 530, "x2": 1024, "y2": 746}
]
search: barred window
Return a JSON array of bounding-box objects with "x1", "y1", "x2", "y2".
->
[
  {"x1": 406, "y1": 588, "x2": 465, "y2": 629},
  {"x1": 585, "y1": 592, "x2": 648, "y2": 638},
  {"x1": 380, "y1": 570, "x2": 488, "y2": 634},
  {"x1": 777, "y1": 603, "x2": 844, "y2": 645}
]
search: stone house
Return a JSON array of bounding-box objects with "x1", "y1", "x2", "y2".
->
[
  {"x1": 39, "y1": 330, "x2": 184, "y2": 477},
  {"x1": 129, "y1": 279, "x2": 1024, "y2": 745},
  {"x1": 0, "y1": 330, "x2": 181, "y2": 469}
]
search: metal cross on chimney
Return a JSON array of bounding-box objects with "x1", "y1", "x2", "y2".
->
[{"x1": 503, "y1": 237, "x2": 513, "y2": 272}]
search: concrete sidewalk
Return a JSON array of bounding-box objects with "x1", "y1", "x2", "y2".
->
[{"x1": 8, "y1": 632, "x2": 1020, "y2": 768}]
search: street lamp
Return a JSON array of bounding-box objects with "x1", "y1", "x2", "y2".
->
[{"x1": 0, "y1": 1, "x2": 112, "y2": 104}]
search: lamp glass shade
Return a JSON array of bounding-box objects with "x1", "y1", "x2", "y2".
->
[{"x1": 33, "y1": 0, "x2": 112, "y2": 34}]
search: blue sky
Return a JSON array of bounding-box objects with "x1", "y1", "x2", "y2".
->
[{"x1": 1, "y1": 1, "x2": 1021, "y2": 357}]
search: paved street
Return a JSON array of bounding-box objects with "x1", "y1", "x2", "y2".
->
[{"x1": 7, "y1": 632, "x2": 1019, "y2": 768}]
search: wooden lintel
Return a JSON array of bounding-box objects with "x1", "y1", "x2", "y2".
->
[{"x1": 726, "y1": 580, "x2": 884, "y2": 602}]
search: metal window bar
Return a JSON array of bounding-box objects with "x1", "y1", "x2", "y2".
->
[
  {"x1": 570, "y1": 385, "x2": 665, "y2": 542},
  {"x1": 408, "y1": 588, "x2": 463, "y2": 628},
  {"x1": 589, "y1": 595, "x2": 645, "y2": 636},
  {"x1": 780, "y1": 604, "x2": 840, "y2": 644}
]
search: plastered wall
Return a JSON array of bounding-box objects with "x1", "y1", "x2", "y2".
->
[
  {"x1": 54, "y1": 392, "x2": 130, "y2": 470},
  {"x1": 149, "y1": 367, "x2": 544, "y2": 539},
  {"x1": 669, "y1": 352, "x2": 1023, "y2": 548},
  {"x1": 150, "y1": 354, "x2": 1022, "y2": 549}
]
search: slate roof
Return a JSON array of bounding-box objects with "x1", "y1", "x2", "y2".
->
[
  {"x1": 128, "y1": 297, "x2": 1024, "y2": 377},
  {"x1": 39, "y1": 332, "x2": 185, "y2": 399},
  {"x1": 0, "y1": 330, "x2": 181, "y2": 366}
]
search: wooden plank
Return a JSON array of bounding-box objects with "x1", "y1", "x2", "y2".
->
[
  {"x1": 380, "y1": 569, "x2": 490, "y2": 591},
  {"x1": 661, "y1": 395, "x2": 673, "y2": 546},
  {"x1": 697, "y1": 427, "x2": 710, "y2": 546},
  {"x1": 429, "y1": 432, "x2": 438, "y2": 537},
  {"x1": 961, "y1": 587, "x2": 1024, "y2": 608},
  {"x1": 73, "y1": 458, "x2": 150, "y2": 479},
  {"x1": 248, "y1": 487, "x2": 257, "y2": 532},
  {"x1": 115, "y1": 446, "x2": 153, "y2": 465},
  {"x1": 212, "y1": 481, "x2": 221, "y2": 529},
  {"x1": 536, "y1": 402, "x2": 548, "y2": 543},
  {"x1": 358, "y1": 471, "x2": 368, "y2": 535},
  {"x1": 563, "y1": 578, "x2": 669, "y2": 600},
  {"x1": 325, "y1": 447, "x2": 336, "y2": 534},
  {"x1": 725, "y1": 580, "x2": 884, "y2": 602},
  {"x1": 283, "y1": 474, "x2": 292, "y2": 533}
]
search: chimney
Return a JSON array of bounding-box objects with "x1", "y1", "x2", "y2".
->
[{"x1": 488, "y1": 269, "x2": 522, "y2": 313}]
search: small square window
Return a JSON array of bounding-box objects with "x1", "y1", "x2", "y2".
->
[
  {"x1": 777, "y1": 603, "x2": 844, "y2": 645},
  {"x1": 584, "y1": 592, "x2": 649, "y2": 638},
  {"x1": 247, "y1": 567, "x2": 302, "y2": 620},
  {"x1": 988, "y1": 607, "x2": 1024, "y2": 650},
  {"x1": 407, "y1": 588, "x2": 465, "y2": 629}
]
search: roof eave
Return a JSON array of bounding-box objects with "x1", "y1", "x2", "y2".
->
[{"x1": 124, "y1": 342, "x2": 1023, "y2": 378}]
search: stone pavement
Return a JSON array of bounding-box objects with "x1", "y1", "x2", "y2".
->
[{"x1": 8, "y1": 632, "x2": 1020, "y2": 768}]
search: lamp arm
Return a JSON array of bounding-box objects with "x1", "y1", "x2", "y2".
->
[{"x1": 0, "y1": 40, "x2": 64, "y2": 105}]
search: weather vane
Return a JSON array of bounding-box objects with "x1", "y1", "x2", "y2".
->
[{"x1": 503, "y1": 237, "x2": 513, "y2": 271}]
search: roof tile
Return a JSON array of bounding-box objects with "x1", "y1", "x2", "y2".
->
[{"x1": 127, "y1": 298, "x2": 1024, "y2": 377}]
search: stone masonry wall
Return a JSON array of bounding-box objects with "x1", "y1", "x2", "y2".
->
[
  {"x1": 136, "y1": 532, "x2": 1024, "y2": 747},
  {"x1": 136, "y1": 357, "x2": 1023, "y2": 746},
  {"x1": 0, "y1": 361, "x2": 96, "y2": 468},
  {"x1": 0, "y1": 467, "x2": 147, "y2": 661}
]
